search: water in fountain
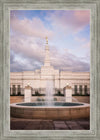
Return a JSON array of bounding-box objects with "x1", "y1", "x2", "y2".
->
[{"x1": 45, "y1": 80, "x2": 54, "y2": 106}]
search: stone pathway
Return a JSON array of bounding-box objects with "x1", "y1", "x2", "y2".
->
[{"x1": 10, "y1": 117, "x2": 90, "y2": 130}]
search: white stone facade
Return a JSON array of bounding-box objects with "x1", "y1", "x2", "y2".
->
[
  {"x1": 24, "y1": 85, "x2": 32, "y2": 102},
  {"x1": 10, "y1": 38, "x2": 90, "y2": 95}
]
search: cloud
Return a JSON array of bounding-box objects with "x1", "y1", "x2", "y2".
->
[
  {"x1": 10, "y1": 16, "x2": 53, "y2": 39},
  {"x1": 10, "y1": 54, "x2": 41, "y2": 72},
  {"x1": 50, "y1": 48, "x2": 90, "y2": 72},
  {"x1": 10, "y1": 10, "x2": 90, "y2": 72},
  {"x1": 74, "y1": 36, "x2": 90, "y2": 49},
  {"x1": 81, "y1": 42, "x2": 90, "y2": 48},
  {"x1": 46, "y1": 10, "x2": 90, "y2": 33},
  {"x1": 10, "y1": 35, "x2": 90, "y2": 72},
  {"x1": 74, "y1": 10, "x2": 90, "y2": 27},
  {"x1": 10, "y1": 35, "x2": 45, "y2": 68}
]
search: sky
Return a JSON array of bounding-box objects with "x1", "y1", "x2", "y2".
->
[{"x1": 10, "y1": 10, "x2": 90, "y2": 72}]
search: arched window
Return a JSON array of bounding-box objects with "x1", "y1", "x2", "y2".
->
[
  {"x1": 12, "y1": 85, "x2": 16, "y2": 95},
  {"x1": 84, "y1": 85, "x2": 88, "y2": 95},
  {"x1": 79, "y1": 85, "x2": 82, "y2": 95},
  {"x1": 74, "y1": 85, "x2": 77, "y2": 94},
  {"x1": 17, "y1": 85, "x2": 21, "y2": 95}
]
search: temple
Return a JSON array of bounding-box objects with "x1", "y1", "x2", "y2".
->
[{"x1": 10, "y1": 37, "x2": 90, "y2": 95}]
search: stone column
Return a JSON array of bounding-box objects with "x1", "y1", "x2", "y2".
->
[
  {"x1": 72, "y1": 85, "x2": 74, "y2": 95},
  {"x1": 88, "y1": 86, "x2": 90, "y2": 95},
  {"x1": 81, "y1": 85, "x2": 83, "y2": 95},
  {"x1": 24, "y1": 85, "x2": 32, "y2": 102},
  {"x1": 16, "y1": 85, "x2": 17, "y2": 95},
  {"x1": 64, "y1": 84, "x2": 72, "y2": 102},
  {"x1": 83, "y1": 85, "x2": 85, "y2": 95},
  {"x1": 77, "y1": 85, "x2": 79, "y2": 94}
]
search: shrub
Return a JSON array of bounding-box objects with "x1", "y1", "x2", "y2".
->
[
  {"x1": 35, "y1": 91, "x2": 40, "y2": 96},
  {"x1": 13, "y1": 93, "x2": 16, "y2": 96},
  {"x1": 54, "y1": 98, "x2": 57, "y2": 101},
  {"x1": 37, "y1": 98, "x2": 41, "y2": 101},
  {"x1": 11, "y1": 93, "x2": 21, "y2": 96},
  {"x1": 72, "y1": 94, "x2": 90, "y2": 96},
  {"x1": 54, "y1": 91, "x2": 64, "y2": 96},
  {"x1": 32, "y1": 93, "x2": 45, "y2": 96},
  {"x1": 18, "y1": 92, "x2": 21, "y2": 96}
]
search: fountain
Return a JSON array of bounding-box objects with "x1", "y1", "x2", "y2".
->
[
  {"x1": 10, "y1": 81, "x2": 90, "y2": 120},
  {"x1": 45, "y1": 80, "x2": 54, "y2": 106}
]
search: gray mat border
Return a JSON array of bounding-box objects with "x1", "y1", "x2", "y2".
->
[{"x1": 0, "y1": 0, "x2": 100, "y2": 140}]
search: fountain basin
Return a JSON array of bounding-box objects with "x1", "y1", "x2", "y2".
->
[{"x1": 10, "y1": 102, "x2": 90, "y2": 120}]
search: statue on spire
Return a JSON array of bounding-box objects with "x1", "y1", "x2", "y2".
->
[{"x1": 46, "y1": 36, "x2": 48, "y2": 44}]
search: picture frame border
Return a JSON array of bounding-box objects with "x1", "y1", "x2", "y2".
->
[{"x1": 0, "y1": 0, "x2": 100, "y2": 140}]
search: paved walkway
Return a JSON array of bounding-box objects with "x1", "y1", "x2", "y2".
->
[{"x1": 11, "y1": 118, "x2": 90, "y2": 130}]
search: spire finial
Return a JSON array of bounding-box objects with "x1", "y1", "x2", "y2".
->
[{"x1": 45, "y1": 36, "x2": 48, "y2": 44}]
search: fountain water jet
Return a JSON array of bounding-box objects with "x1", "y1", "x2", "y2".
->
[{"x1": 45, "y1": 80, "x2": 54, "y2": 106}]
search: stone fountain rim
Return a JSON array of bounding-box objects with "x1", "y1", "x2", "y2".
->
[{"x1": 10, "y1": 101, "x2": 90, "y2": 109}]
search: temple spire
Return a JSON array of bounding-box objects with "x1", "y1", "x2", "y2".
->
[{"x1": 44, "y1": 37, "x2": 50, "y2": 66}]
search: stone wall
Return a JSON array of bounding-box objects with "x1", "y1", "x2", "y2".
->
[
  {"x1": 10, "y1": 96, "x2": 90, "y2": 104},
  {"x1": 72, "y1": 96, "x2": 90, "y2": 103},
  {"x1": 10, "y1": 96, "x2": 24, "y2": 103}
]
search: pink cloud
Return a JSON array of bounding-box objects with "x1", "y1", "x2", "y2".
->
[
  {"x1": 74, "y1": 10, "x2": 90, "y2": 25},
  {"x1": 10, "y1": 34, "x2": 90, "y2": 72},
  {"x1": 46, "y1": 10, "x2": 90, "y2": 33},
  {"x1": 82, "y1": 42, "x2": 90, "y2": 48},
  {"x1": 10, "y1": 16, "x2": 53, "y2": 38},
  {"x1": 10, "y1": 35, "x2": 45, "y2": 62},
  {"x1": 72, "y1": 10, "x2": 90, "y2": 30},
  {"x1": 10, "y1": 10, "x2": 90, "y2": 72}
]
